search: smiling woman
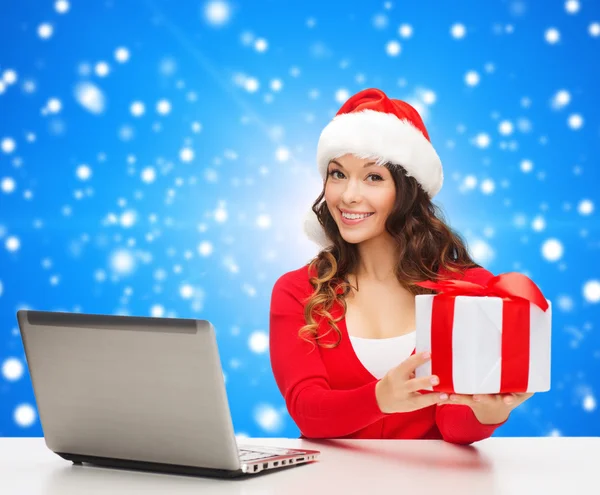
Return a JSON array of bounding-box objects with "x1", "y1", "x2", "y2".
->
[{"x1": 269, "y1": 88, "x2": 508, "y2": 443}]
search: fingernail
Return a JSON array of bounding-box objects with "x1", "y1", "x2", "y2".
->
[
  {"x1": 440, "y1": 393, "x2": 448, "y2": 400},
  {"x1": 473, "y1": 395, "x2": 481, "y2": 402},
  {"x1": 450, "y1": 394, "x2": 458, "y2": 401},
  {"x1": 422, "y1": 351, "x2": 431, "y2": 359}
]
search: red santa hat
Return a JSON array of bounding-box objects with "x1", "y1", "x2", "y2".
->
[{"x1": 304, "y1": 87, "x2": 443, "y2": 248}]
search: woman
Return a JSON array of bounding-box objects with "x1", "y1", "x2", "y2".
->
[{"x1": 269, "y1": 88, "x2": 533, "y2": 444}]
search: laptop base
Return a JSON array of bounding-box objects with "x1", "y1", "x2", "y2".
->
[{"x1": 56, "y1": 451, "x2": 247, "y2": 479}]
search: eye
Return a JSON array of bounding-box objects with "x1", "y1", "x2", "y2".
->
[
  {"x1": 328, "y1": 169, "x2": 344, "y2": 179},
  {"x1": 367, "y1": 174, "x2": 383, "y2": 182}
]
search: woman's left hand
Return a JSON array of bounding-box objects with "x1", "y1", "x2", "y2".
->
[{"x1": 447, "y1": 392, "x2": 535, "y2": 425}]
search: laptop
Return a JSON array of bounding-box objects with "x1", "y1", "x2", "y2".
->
[{"x1": 16, "y1": 310, "x2": 320, "y2": 478}]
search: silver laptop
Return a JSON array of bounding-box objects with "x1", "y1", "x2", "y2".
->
[{"x1": 16, "y1": 310, "x2": 320, "y2": 478}]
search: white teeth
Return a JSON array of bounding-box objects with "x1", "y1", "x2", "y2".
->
[{"x1": 342, "y1": 212, "x2": 373, "y2": 220}]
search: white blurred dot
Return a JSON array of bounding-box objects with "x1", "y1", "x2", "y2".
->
[
  {"x1": 545, "y1": 28, "x2": 560, "y2": 44},
  {"x1": 568, "y1": 113, "x2": 583, "y2": 130},
  {"x1": 192, "y1": 121, "x2": 203, "y2": 133},
  {"x1": 180, "y1": 284, "x2": 194, "y2": 299},
  {"x1": 74, "y1": 81, "x2": 105, "y2": 114},
  {"x1": 589, "y1": 22, "x2": 600, "y2": 37},
  {"x1": 270, "y1": 79, "x2": 283, "y2": 92},
  {"x1": 115, "y1": 47, "x2": 130, "y2": 63},
  {"x1": 38, "y1": 23, "x2": 54, "y2": 39},
  {"x1": 498, "y1": 120, "x2": 513, "y2": 136},
  {"x1": 95, "y1": 61, "x2": 110, "y2": 77},
  {"x1": 94, "y1": 269, "x2": 106, "y2": 282},
  {"x1": 204, "y1": 0, "x2": 231, "y2": 26},
  {"x1": 256, "y1": 214, "x2": 271, "y2": 229},
  {"x1": 480, "y1": 179, "x2": 495, "y2": 194},
  {"x1": 1, "y1": 177, "x2": 16, "y2": 193},
  {"x1": 335, "y1": 88, "x2": 350, "y2": 104},
  {"x1": 110, "y1": 249, "x2": 136, "y2": 275},
  {"x1": 463, "y1": 175, "x2": 477, "y2": 190},
  {"x1": 557, "y1": 295, "x2": 574, "y2": 312},
  {"x1": 180, "y1": 147, "x2": 194, "y2": 162},
  {"x1": 531, "y1": 215, "x2": 546, "y2": 232},
  {"x1": 275, "y1": 146, "x2": 290, "y2": 162},
  {"x1": 150, "y1": 304, "x2": 165, "y2": 317},
  {"x1": 398, "y1": 23, "x2": 413, "y2": 38},
  {"x1": 254, "y1": 38, "x2": 268, "y2": 52},
  {"x1": 120, "y1": 210, "x2": 136, "y2": 228},
  {"x1": 5, "y1": 236, "x2": 20, "y2": 252},
  {"x1": 465, "y1": 71, "x2": 480, "y2": 86},
  {"x1": 3, "y1": 69, "x2": 17, "y2": 85},
  {"x1": 578, "y1": 199, "x2": 594, "y2": 216},
  {"x1": 156, "y1": 99, "x2": 171, "y2": 115},
  {"x1": 474, "y1": 133, "x2": 490, "y2": 148},
  {"x1": 2, "y1": 358, "x2": 24, "y2": 381},
  {"x1": 583, "y1": 394, "x2": 596, "y2": 412},
  {"x1": 421, "y1": 90, "x2": 436, "y2": 105},
  {"x1": 541, "y1": 238, "x2": 563, "y2": 262},
  {"x1": 254, "y1": 404, "x2": 283, "y2": 433},
  {"x1": 583, "y1": 280, "x2": 600, "y2": 303},
  {"x1": 451, "y1": 23, "x2": 466, "y2": 39},
  {"x1": 46, "y1": 98, "x2": 62, "y2": 114},
  {"x1": 551, "y1": 89, "x2": 570, "y2": 109},
  {"x1": 2, "y1": 137, "x2": 16, "y2": 154},
  {"x1": 141, "y1": 167, "x2": 156, "y2": 183},
  {"x1": 55, "y1": 0, "x2": 70, "y2": 14},
  {"x1": 469, "y1": 238, "x2": 495, "y2": 265},
  {"x1": 214, "y1": 207, "x2": 228, "y2": 223},
  {"x1": 565, "y1": 1, "x2": 580, "y2": 14},
  {"x1": 385, "y1": 40, "x2": 402, "y2": 56},
  {"x1": 76, "y1": 164, "x2": 92, "y2": 181},
  {"x1": 520, "y1": 159, "x2": 533, "y2": 173},
  {"x1": 130, "y1": 101, "x2": 145, "y2": 117},
  {"x1": 14, "y1": 404, "x2": 36, "y2": 427},
  {"x1": 372, "y1": 14, "x2": 387, "y2": 29},
  {"x1": 197, "y1": 241, "x2": 213, "y2": 256},
  {"x1": 249, "y1": 331, "x2": 269, "y2": 353},
  {"x1": 244, "y1": 77, "x2": 259, "y2": 92}
]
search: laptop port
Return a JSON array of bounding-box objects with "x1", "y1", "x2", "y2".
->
[
  {"x1": 297, "y1": 457, "x2": 305, "y2": 461},
  {"x1": 282, "y1": 460, "x2": 286, "y2": 465},
  {"x1": 263, "y1": 462, "x2": 268, "y2": 469},
  {"x1": 273, "y1": 461, "x2": 279, "y2": 467},
  {"x1": 253, "y1": 465, "x2": 258, "y2": 472}
]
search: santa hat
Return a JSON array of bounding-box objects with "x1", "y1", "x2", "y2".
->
[{"x1": 304, "y1": 87, "x2": 443, "y2": 248}]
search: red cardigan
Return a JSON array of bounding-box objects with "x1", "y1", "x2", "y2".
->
[{"x1": 269, "y1": 264, "x2": 508, "y2": 444}]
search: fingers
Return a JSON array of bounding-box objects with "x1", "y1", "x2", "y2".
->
[
  {"x1": 398, "y1": 351, "x2": 431, "y2": 377},
  {"x1": 413, "y1": 390, "x2": 449, "y2": 409},
  {"x1": 406, "y1": 374, "x2": 439, "y2": 393}
]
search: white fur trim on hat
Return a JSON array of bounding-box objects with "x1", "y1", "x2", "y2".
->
[
  {"x1": 303, "y1": 205, "x2": 332, "y2": 249},
  {"x1": 316, "y1": 109, "x2": 443, "y2": 197}
]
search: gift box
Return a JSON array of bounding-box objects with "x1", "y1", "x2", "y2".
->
[{"x1": 414, "y1": 272, "x2": 552, "y2": 394}]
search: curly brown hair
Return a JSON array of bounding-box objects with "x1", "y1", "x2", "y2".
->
[{"x1": 299, "y1": 162, "x2": 481, "y2": 350}]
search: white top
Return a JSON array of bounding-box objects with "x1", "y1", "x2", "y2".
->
[
  {"x1": 349, "y1": 331, "x2": 416, "y2": 378},
  {"x1": 1, "y1": 437, "x2": 597, "y2": 494}
]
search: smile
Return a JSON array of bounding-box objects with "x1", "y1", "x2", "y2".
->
[{"x1": 339, "y1": 209, "x2": 374, "y2": 225}]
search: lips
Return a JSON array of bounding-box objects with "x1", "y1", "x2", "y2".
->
[{"x1": 338, "y1": 208, "x2": 375, "y2": 225}]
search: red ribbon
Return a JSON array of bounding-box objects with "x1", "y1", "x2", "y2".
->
[{"x1": 416, "y1": 272, "x2": 548, "y2": 393}]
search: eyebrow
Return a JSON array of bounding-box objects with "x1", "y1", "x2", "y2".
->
[{"x1": 329, "y1": 160, "x2": 377, "y2": 169}]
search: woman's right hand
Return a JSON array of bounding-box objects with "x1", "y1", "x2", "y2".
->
[{"x1": 375, "y1": 351, "x2": 449, "y2": 414}]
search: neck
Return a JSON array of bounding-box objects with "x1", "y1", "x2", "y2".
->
[{"x1": 353, "y1": 233, "x2": 398, "y2": 283}]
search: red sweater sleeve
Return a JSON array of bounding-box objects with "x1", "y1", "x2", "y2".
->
[
  {"x1": 434, "y1": 266, "x2": 508, "y2": 445},
  {"x1": 269, "y1": 271, "x2": 387, "y2": 438}
]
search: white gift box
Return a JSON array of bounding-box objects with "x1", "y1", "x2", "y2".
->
[{"x1": 415, "y1": 295, "x2": 552, "y2": 394}]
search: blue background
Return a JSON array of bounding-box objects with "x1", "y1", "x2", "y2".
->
[{"x1": 1, "y1": 0, "x2": 599, "y2": 438}]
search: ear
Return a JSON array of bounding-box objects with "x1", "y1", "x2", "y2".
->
[{"x1": 303, "y1": 206, "x2": 333, "y2": 248}]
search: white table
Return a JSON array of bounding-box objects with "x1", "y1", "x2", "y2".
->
[{"x1": 0, "y1": 437, "x2": 596, "y2": 494}]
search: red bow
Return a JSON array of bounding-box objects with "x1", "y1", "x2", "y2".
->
[{"x1": 416, "y1": 272, "x2": 549, "y2": 311}]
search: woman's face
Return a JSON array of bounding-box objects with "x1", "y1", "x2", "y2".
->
[{"x1": 324, "y1": 153, "x2": 397, "y2": 245}]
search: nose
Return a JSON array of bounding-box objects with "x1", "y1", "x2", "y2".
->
[{"x1": 341, "y1": 177, "x2": 362, "y2": 204}]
